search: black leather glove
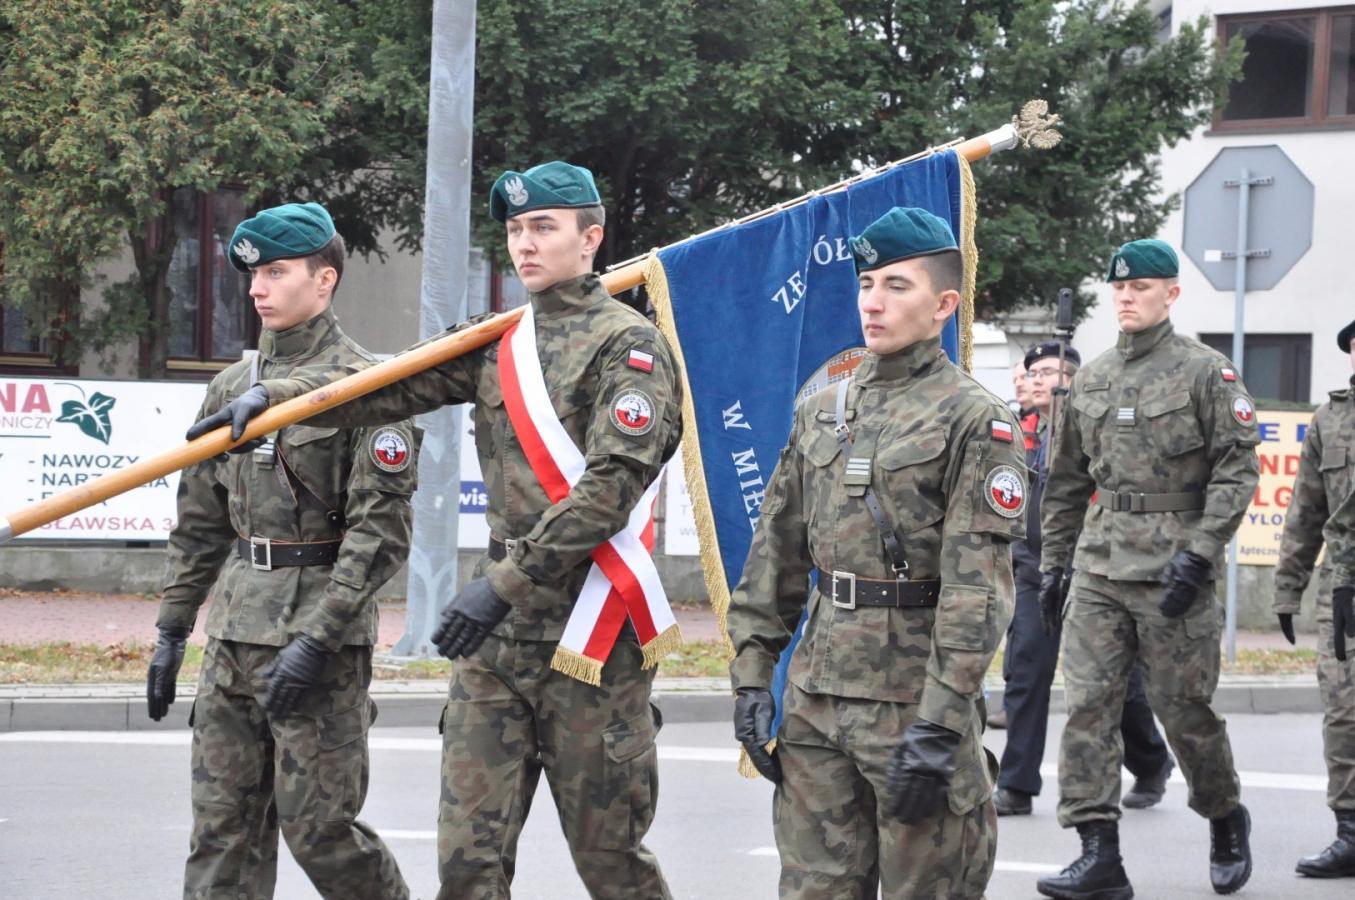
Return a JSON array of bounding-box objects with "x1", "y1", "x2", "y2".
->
[
  {"x1": 1334, "y1": 585, "x2": 1355, "y2": 663},
  {"x1": 433, "y1": 578, "x2": 511, "y2": 659},
  {"x1": 186, "y1": 384, "x2": 270, "y2": 446},
  {"x1": 1278, "y1": 613, "x2": 1296, "y2": 645},
  {"x1": 733, "y1": 687, "x2": 782, "y2": 784},
  {"x1": 146, "y1": 625, "x2": 191, "y2": 721},
  {"x1": 1039, "y1": 566, "x2": 1071, "y2": 636},
  {"x1": 888, "y1": 719, "x2": 962, "y2": 824},
  {"x1": 1160, "y1": 549, "x2": 1212, "y2": 618},
  {"x1": 263, "y1": 635, "x2": 331, "y2": 717}
]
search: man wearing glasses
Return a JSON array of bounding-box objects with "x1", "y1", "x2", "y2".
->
[{"x1": 993, "y1": 341, "x2": 1173, "y2": 817}]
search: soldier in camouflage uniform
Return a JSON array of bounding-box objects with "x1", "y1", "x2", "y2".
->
[
  {"x1": 727, "y1": 206, "x2": 1025, "y2": 899},
  {"x1": 191, "y1": 162, "x2": 683, "y2": 899},
  {"x1": 147, "y1": 203, "x2": 417, "y2": 900},
  {"x1": 1273, "y1": 317, "x2": 1355, "y2": 879},
  {"x1": 1036, "y1": 240, "x2": 1258, "y2": 899}
]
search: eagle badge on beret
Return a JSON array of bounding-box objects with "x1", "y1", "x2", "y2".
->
[
  {"x1": 1114, "y1": 256, "x2": 1130, "y2": 279},
  {"x1": 370, "y1": 427, "x2": 412, "y2": 472},
  {"x1": 984, "y1": 465, "x2": 1026, "y2": 518},
  {"x1": 852, "y1": 237, "x2": 879, "y2": 265},
  {"x1": 505, "y1": 176, "x2": 529, "y2": 207},
  {"x1": 234, "y1": 238, "x2": 261, "y2": 265}
]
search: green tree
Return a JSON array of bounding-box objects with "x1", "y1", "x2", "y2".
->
[{"x1": 0, "y1": 1, "x2": 355, "y2": 376}]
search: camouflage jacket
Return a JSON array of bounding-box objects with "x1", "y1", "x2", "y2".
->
[
  {"x1": 256, "y1": 274, "x2": 683, "y2": 642},
  {"x1": 727, "y1": 338, "x2": 1025, "y2": 733},
  {"x1": 1041, "y1": 318, "x2": 1260, "y2": 582},
  {"x1": 1280, "y1": 378, "x2": 1355, "y2": 605},
  {"x1": 157, "y1": 308, "x2": 419, "y2": 650}
]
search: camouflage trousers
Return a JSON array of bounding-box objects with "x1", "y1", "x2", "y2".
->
[
  {"x1": 1057, "y1": 571, "x2": 1240, "y2": 827},
  {"x1": 184, "y1": 639, "x2": 408, "y2": 900},
  {"x1": 436, "y1": 635, "x2": 671, "y2": 900},
  {"x1": 1316, "y1": 604, "x2": 1355, "y2": 810},
  {"x1": 773, "y1": 683, "x2": 997, "y2": 899}
]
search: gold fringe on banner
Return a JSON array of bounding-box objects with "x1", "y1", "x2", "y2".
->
[
  {"x1": 550, "y1": 645, "x2": 605, "y2": 687},
  {"x1": 643, "y1": 254, "x2": 736, "y2": 660},
  {"x1": 640, "y1": 623, "x2": 686, "y2": 670},
  {"x1": 957, "y1": 152, "x2": 979, "y2": 374}
]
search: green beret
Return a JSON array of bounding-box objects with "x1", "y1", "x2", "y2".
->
[
  {"x1": 1106, "y1": 238, "x2": 1179, "y2": 282},
  {"x1": 850, "y1": 207, "x2": 959, "y2": 274},
  {"x1": 228, "y1": 202, "x2": 336, "y2": 272},
  {"x1": 1338, "y1": 318, "x2": 1355, "y2": 353},
  {"x1": 490, "y1": 161, "x2": 602, "y2": 224}
]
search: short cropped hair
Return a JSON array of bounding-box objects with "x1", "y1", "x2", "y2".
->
[
  {"x1": 576, "y1": 205, "x2": 606, "y2": 231},
  {"x1": 304, "y1": 233, "x2": 346, "y2": 294},
  {"x1": 918, "y1": 249, "x2": 962, "y2": 295}
]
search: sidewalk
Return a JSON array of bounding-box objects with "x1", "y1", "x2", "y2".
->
[{"x1": 0, "y1": 590, "x2": 1325, "y2": 731}]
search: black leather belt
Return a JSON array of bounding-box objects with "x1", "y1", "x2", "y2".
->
[
  {"x1": 236, "y1": 536, "x2": 342, "y2": 571},
  {"x1": 1094, "y1": 489, "x2": 1204, "y2": 513},
  {"x1": 815, "y1": 567, "x2": 940, "y2": 610},
  {"x1": 488, "y1": 535, "x2": 518, "y2": 562}
]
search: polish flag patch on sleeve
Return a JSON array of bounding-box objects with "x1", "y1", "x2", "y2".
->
[
  {"x1": 1220, "y1": 367, "x2": 1237, "y2": 382},
  {"x1": 991, "y1": 419, "x2": 1014, "y2": 443},
  {"x1": 627, "y1": 348, "x2": 655, "y2": 372}
]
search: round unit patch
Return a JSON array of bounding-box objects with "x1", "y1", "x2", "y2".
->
[
  {"x1": 1231, "y1": 396, "x2": 1255, "y2": 426},
  {"x1": 370, "y1": 427, "x2": 412, "y2": 472},
  {"x1": 611, "y1": 389, "x2": 656, "y2": 436},
  {"x1": 984, "y1": 465, "x2": 1026, "y2": 518}
]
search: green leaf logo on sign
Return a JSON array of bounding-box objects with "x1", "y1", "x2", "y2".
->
[{"x1": 54, "y1": 385, "x2": 116, "y2": 445}]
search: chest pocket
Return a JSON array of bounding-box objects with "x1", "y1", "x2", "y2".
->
[
  {"x1": 1141, "y1": 390, "x2": 1204, "y2": 457},
  {"x1": 1321, "y1": 445, "x2": 1350, "y2": 503},
  {"x1": 1072, "y1": 391, "x2": 1110, "y2": 426},
  {"x1": 799, "y1": 424, "x2": 842, "y2": 469},
  {"x1": 877, "y1": 426, "x2": 948, "y2": 531}
]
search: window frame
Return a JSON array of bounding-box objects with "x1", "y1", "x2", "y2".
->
[
  {"x1": 0, "y1": 245, "x2": 78, "y2": 375},
  {"x1": 164, "y1": 188, "x2": 259, "y2": 375},
  {"x1": 1198, "y1": 332, "x2": 1312, "y2": 403},
  {"x1": 1213, "y1": 6, "x2": 1355, "y2": 134}
]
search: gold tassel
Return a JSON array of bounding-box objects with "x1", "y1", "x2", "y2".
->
[
  {"x1": 737, "y1": 738, "x2": 779, "y2": 780},
  {"x1": 644, "y1": 255, "x2": 736, "y2": 661},
  {"x1": 550, "y1": 645, "x2": 604, "y2": 687},
  {"x1": 640, "y1": 623, "x2": 685, "y2": 670},
  {"x1": 957, "y1": 153, "x2": 980, "y2": 375}
]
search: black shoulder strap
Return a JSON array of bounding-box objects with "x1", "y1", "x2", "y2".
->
[{"x1": 833, "y1": 380, "x2": 909, "y2": 579}]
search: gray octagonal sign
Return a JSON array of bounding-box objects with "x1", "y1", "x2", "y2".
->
[{"x1": 1182, "y1": 145, "x2": 1313, "y2": 291}]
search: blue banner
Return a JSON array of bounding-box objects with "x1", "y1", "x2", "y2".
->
[{"x1": 651, "y1": 151, "x2": 967, "y2": 604}]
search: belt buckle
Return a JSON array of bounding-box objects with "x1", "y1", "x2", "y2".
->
[
  {"x1": 831, "y1": 570, "x2": 856, "y2": 610},
  {"x1": 250, "y1": 536, "x2": 273, "y2": 571}
]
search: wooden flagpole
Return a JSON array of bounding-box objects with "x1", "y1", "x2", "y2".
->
[{"x1": 0, "y1": 105, "x2": 1060, "y2": 543}]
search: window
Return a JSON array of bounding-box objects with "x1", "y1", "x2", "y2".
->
[
  {"x1": 1217, "y1": 8, "x2": 1355, "y2": 130},
  {"x1": 1199, "y1": 333, "x2": 1311, "y2": 403},
  {"x1": 165, "y1": 188, "x2": 257, "y2": 368},
  {"x1": 0, "y1": 245, "x2": 74, "y2": 373}
]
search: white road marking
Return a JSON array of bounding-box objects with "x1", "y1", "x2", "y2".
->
[
  {"x1": 746, "y1": 848, "x2": 1060, "y2": 875},
  {"x1": 748, "y1": 847, "x2": 778, "y2": 856},
  {"x1": 380, "y1": 829, "x2": 438, "y2": 841},
  {"x1": 0, "y1": 734, "x2": 1328, "y2": 793}
]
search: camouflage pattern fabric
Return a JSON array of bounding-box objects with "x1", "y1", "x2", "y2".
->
[
  {"x1": 159, "y1": 307, "x2": 420, "y2": 651},
  {"x1": 1275, "y1": 378, "x2": 1355, "y2": 810},
  {"x1": 1041, "y1": 318, "x2": 1257, "y2": 827},
  {"x1": 159, "y1": 308, "x2": 416, "y2": 897},
  {"x1": 773, "y1": 683, "x2": 997, "y2": 899},
  {"x1": 727, "y1": 337, "x2": 1024, "y2": 895},
  {"x1": 436, "y1": 636, "x2": 670, "y2": 900},
  {"x1": 1041, "y1": 318, "x2": 1260, "y2": 580},
  {"x1": 1056, "y1": 571, "x2": 1239, "y2": 826},
  {"x1": 185, "y1": 639, "x2": 407, "y2": 900},
  {"x1": 256, "y1": 274, "x2": 683, "y2": 642}
]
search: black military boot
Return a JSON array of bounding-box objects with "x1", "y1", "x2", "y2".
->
[
  {"x1": 1295, "y1": 809, "x2": 1355, "y2": 878},
  {"x1": 1209, "y1": 803, "x2": 1252, "y2": 894},
  {"x1": 994, "y1": 787, "x2": 1033, "y2": 816},
  {"x1": 1122, "y1": 757, "x2": 1173, "y2": 810},
  {"x1": 1036, "y1": 820, "x2": 1134, "y2": 899}
]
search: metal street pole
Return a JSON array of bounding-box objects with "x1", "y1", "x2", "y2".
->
[{"x1": 392, "y1": 0, "x2": 476, "y2": 657}]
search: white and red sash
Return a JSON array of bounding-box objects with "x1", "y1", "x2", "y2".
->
[{"x1": 497, "y1": 306, "x2": 682, "y2": 685}]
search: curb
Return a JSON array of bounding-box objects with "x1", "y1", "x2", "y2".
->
[{"x1": 0, "y1": 678, "x2": 1322, "y2": 732}]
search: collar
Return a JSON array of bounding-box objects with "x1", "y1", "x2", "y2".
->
[
  {"x1": 257, "y1": 307, "x2": 341, "y2": 363},
  {"x1": 530, "y1": 273, "x2": 607, "y2": 317},
  {"x1": 856, "y1": 336, "x2": 946, "y2": 386},
  {"x1": 1117, "y1": 317, "x2": 1174, "y2": 361}
]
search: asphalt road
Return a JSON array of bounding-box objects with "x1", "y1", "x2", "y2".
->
[{"x1": 0, "y1": 714, "x2": 1348, "y2": 899}]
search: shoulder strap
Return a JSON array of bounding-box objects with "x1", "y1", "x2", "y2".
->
[{"x1": 832, "y1": 379, "x2": 910, "y2": 580}]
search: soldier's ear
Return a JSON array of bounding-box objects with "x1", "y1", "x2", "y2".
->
[
  {"x1": 580, "y1": 223, "x2": 604, "y2": 258},
  {"x1": 934, "y1": 288, "x2": 961, "y2": 323}
]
